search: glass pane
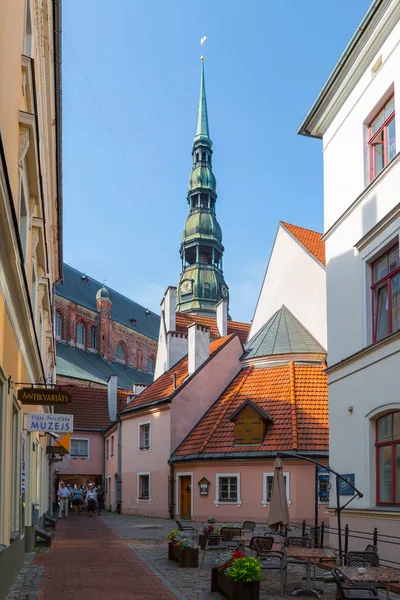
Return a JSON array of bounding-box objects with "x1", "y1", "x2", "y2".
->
[
  {"x1": 388, "y1": 118, "x2": 396, "y2": 161},
  {"x1": 394, "y1": 414, "x2": 400, "y2": 440},
  {"x1": 374, "y1": 254, "x2": 388, "y2": 282},
  {"x1": 385, "y1": 97, "x2": 395, "y2": 119},
  {"x1": 379, "y1": 446, "x2": 393, "y2": 502},
  {"x1": 389, "y1": 247, "x2": 399, "y2": 273},
  {"x1": 378, "y1": 414, "x2": 392, "y2": 442},
  {"x1": 397, "y1": 445, "x2": 400, "y2": 502},
  {"x1": 370, "y1": 108, "x2": 385, "y2": 136},
  {"x1": 376, "y1": 285, "x2": 389, "y2": 340},
  {"x1": 373, "y1": 133, "x2": 384, "y2": 175},
  {"x1": 392, "y1": 273, "x2": 400, "y2": 334}
]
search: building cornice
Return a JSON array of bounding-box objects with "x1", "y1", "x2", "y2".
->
[{"x1": 170, "y1": 450, "x2": 329, "y2": 463}]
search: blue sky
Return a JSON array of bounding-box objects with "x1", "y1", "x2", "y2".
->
[{"x1": 63, "y1": 0, "x2": 371, "y2": 322}]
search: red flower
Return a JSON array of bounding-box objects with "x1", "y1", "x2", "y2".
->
[{"x1": 232, "y1": 551, "x2": 245, "y2": 561}]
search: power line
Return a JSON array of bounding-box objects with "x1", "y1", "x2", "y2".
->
[{"x1": 64, "y1": 35, "x2": 177, "y2": 260}]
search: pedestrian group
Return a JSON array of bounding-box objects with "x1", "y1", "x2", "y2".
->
[{"x1": 57, "y1": 481, "x2": 104, "y2": 519}]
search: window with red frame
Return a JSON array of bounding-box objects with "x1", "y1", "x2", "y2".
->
[
  {"x1": 371, "y1": 244, "x2": 400, "y2": 342},
  {"x1": 368, "y1": 96, "x2": 396, "y2": 181},
  {"x1": 376, "y1": 412, "x2": 400, "y2": 504}
]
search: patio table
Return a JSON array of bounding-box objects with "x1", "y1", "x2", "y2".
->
[
  {"x1": 338, "y1": 566, "x2": 400, "y2": 600},
  {"x1": 286, "y1": 547, "x2": 336, "y2": 599}
]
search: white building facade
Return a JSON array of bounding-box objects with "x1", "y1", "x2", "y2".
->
[{"x1": 299, "y1": 0, "x2": 400, "y2": 557}]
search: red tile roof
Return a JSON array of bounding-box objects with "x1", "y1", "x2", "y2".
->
[
  {"x1": 281, "y1": 222, "x2": 325, "y2": 266},
  {"x1": 175, "y1": 313, "x2": 250, "y2": 344},
  {"x1": 173, "y1": 362, "x2": 328, "y2": 457},
  {"x1": 121, "y1": 335, "x2": 235, "y2": 413},
  {"x1": 55, "y1": 386, "x2": 130, "y2": 429}
]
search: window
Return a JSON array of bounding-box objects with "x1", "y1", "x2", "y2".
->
[
  {"x1": 148, "y1": 358, "x2": 154, "y2": 374},
  {"x1": 376, "y1": 412, "x2": 400, "y2": 504},
  {"x1": 23, "y1": 0, "x2": 33, "y2": 57},
  {"x1": 262, "y1": 472, "x2": 290, "y2": 506},
  {"x1": 216, "y1": 475, "x2": 241, "y2": 503},
  {"x1": 110, "y1": 435, "x2": 114, "y2": 457},
  {"x1": 371, "y1": 244, "x2": 400, "y2": 342},
  {"x1": 116, "y1": 343, "x2": 125, "y2": 362},
  {"x1": 76, "y1": 322, "x2": 85, "y2": 346},
  {"x1": 55, "y1": 312, "x2": 62, "y2": 339},
  {"x1": 318, "y1": 473, "x2": 330, "y2": 502},
  {"x1": 368, "y1": 96, "x2": 396, "y2": 181},
  {"x1": 137, "y1": 349, "x2": 143, "y2": 370},
  {"x1": 31, "y1": 266, "x2": 37, "y2": 321},
  {"x1": 139, "y1": 422, "x2": 151, "y2": 450},
  {"x1": 19, "y1": 180, "x2": 29, "y2": 264},
  {"x1": 106, "y1": 438, "x2": 109, "y2": 459},
  {"x1": 138, "y1": 473, "x2": 150, "y2": 501},
  {"x1": 70, "y1": 438, "x2": 89, "y2": 458},
  {"x1": 90, "y1": 326, "x2": 96, "y2": 350}
]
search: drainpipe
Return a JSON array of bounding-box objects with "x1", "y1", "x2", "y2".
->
[
  {"x1": 116, "y1": 421, "x2": 122, "y2": 513},
  {"x1": 168, "y1": 461, "x2": 175, "y2": 519},
  {"x1": 101, "y1": 432, "x2": 105, "y2": 490}
]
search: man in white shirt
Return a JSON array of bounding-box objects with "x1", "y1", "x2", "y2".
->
[{"x1": 57, "y1": 481, "x2": 70, "y2": 519}]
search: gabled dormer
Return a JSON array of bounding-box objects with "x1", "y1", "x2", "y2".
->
[{"x1": 229, "y1": 399, "x2": 273, "y2": 446}]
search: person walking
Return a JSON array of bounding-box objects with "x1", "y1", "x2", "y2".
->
[
  {"x1": 96, "y1": 486, "x2": 104, "y2": 515},
  {"x1": 86, "y1": 484, "x2": 97, "y2": 517},
  {"x1": 57, "y1": 481, "x2": 70, "y2": 519},
  {"x1": 73, "y1": 485, "x2": 84, "y2": 515}
]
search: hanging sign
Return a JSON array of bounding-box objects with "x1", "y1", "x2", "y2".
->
[
  {"x1": 18, "y1": 388, "x2": 72, "y2": 405},
  {"x1": 21, "y1": 434, "x2": 26, "y2": 494},
  {"x1": 46, "y1": 433, "x2": 71, "y2": 455},
  {"x1": 198, "y1": 477, "x2": 210, "y2": 496},
  {"x1": 338, "y1": 474, "x2": 355, "y2": 495},
  {"x1": 26, "y1": 413, "x2": 73, "y2": 433}
]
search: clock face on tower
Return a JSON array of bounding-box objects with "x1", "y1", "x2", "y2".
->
[
  {"x1": 180, "y1": 280, "x2": 193, "y2": 295},
  {"x1": 221, "y1": 284, "x2": 228, "y2": 298}
]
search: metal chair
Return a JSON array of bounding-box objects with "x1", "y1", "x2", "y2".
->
[
  {"x1": 364, "y1": 545, "x2": 378, "y2": 554},
  {"x1": 175, "y1": 520, "x2": 198, "y2": 542},
  {"x1": 200, "y1": 527, "x2": 240, "y2": 566},
  {"x1": 285, "y1": 536, "x2": 314, "y2": 580},
  {"x1": 241, "y1": 520, "x2": 256, "y2": 534},
  {"x1": 332, "y1": 569, "x2": 379, "y2": 600},
  {"x1": 347, "y1": 552, "x2": 380, "y2": 568},
  {"x1": 253, "y1": 536, "x2": 287, "y2": 596}
]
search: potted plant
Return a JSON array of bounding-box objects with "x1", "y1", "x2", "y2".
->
[
  {"x1": 211, "y1": 550, "x2": 262, "y2": 600},
  {"x1": 167, "y1": 531, "x2": 199, "y2": 568},
  {"x1": 199, "y1": 524, "x2": 221, "y2": 550}
]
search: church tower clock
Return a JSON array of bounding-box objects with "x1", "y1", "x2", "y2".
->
[{"x1": 176, "y1": 58, "x2": 229, "y2": 316}]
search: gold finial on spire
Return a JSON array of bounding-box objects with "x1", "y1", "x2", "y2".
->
[{"x1": 200, "y1": 36, "x2": 207, "y2": 61}]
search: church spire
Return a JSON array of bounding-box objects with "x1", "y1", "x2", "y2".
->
[
  {"x1": 176, "y1": 58, "x2": 229, "y2": 318},
  {"x1": 195, "y1": 58, "x2": 210, "y2": 144}
]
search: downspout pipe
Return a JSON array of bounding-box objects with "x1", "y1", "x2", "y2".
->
[
  {"x1": 116, "y1": 421, "x2": 122, "y2": 513},
  {"x1": 101, "y1": 432, "x2": 105, "y2": 491},
  {"x1": 168, "y1": 461, "x2": 174, "y2": 519},
  {"x1": 52, "y1": 0, "x2": 63, "y2": 281}
]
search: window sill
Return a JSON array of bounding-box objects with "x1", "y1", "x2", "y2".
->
[
  {"x1": 214, "y1": 500, "x2": 242, "y2": 508},
  {"x1": 71, "y1": 456, "x2": 90, "y2": 460},
  {"x1": 137, "y1": 498, "x2": 151, "y2": 502}
]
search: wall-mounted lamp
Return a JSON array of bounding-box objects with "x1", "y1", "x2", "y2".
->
[{"x1": 348, "y1": 406, "x2": 354, "y2": 413}]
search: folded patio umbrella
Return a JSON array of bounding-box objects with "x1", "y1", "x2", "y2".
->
[{"x1": 267, "y1": 457, "x2": 290, "y2": 534}]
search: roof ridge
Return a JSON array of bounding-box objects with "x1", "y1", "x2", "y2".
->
[
  {"x1": 290, "y1": 361, "x2": 298, "y2": 450},
  {"x1": 198, "y1": 367, "x2": 254, "y2": 455},
  {"x1": 280, "y1": 221, "x2": 323, "y2": 237}
]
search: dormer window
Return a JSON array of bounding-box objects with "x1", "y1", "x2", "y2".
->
[{"x1": 229, "y1": 400, "x2": 273, "y2": 446}]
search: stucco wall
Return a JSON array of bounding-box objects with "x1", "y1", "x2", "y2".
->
[
  {"x1": 249, "y1": 226, "x2": 327, "y2": 349},
  {"x1": 56, "y1": 431, "x2": 103, "y2": 477},
  {"x1": 105, "y1": 430, "x2": 118, "y2": 510}
]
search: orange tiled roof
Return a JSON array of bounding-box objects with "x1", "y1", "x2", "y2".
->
[
  {"x1": 121, "y1": 335, "x2": 234, "y2": 413},
  {"x1": 175, "y1": 313, "x2": 250, "y2": 344},
  {"x1": 281, "y1": 222, "x2": 325, "y2": 266},
  {"x1": 55, "y1": 387, "x2": 131, "y2": 429},
  {"x1": 173, "y1": 362, "x2": 328, "y2": 457}
]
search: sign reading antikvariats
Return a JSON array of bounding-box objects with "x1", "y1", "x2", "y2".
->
[
  {"x1": 26, "y1": 413, "x2": 73, "y2": 433},
  {"x1": 17, "y1": 388, "x2": 71, "y2": 405}
]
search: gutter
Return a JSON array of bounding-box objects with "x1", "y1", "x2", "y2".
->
[
  {"x1": 170, "y1": 450, "x2": 329, "y2": 463},
  {"x1": 53, "y1": 0, "x2": 63, "y2": 282},
  {"x1": 297, "y1": 0, "x2": 384, "y2": 137}
]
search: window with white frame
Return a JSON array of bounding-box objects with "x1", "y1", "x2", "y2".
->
[
  {"x1": 215, "y1": 473, "x2": 241, "y2": 506},
  {"x1": 110, "y1": 435, "x2": 114, "y2": 457},
  {"x1": 76, "y1": 322, "x2": 85, "y2": 347},
  {"x1": 55, "y1": 311, "x2": 62, "y2": 339},
  {"x1": 137, "y1": 473, "x2": 150, "y2": 500},
  {"x1": 262, "y1": 472, "x2": 290, "y2": 506},
  {"x1": 106, "y1": 438, "x2": 109, "y2": 459},
  {"x1": 138, "y1": 422, "x2": 151, "y2": 450},
  {"x1": 70, "y1": 438, "x2": 89, "y2": 458},
  {"x1": 19, "y1": 179, "x2": 29, "y2": 264}
]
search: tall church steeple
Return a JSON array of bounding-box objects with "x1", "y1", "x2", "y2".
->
[{"x1": 176, "y1": 58, "x2": 229, "y2": 317}]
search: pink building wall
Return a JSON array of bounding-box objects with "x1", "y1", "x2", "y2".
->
[
  {"x1": 105, "y1": 429, "x2": 118, "y2": 510},
  {"x1": 174, "y1": 461, "x2": 330, "y2": 524},
  {"x1": 55, "y1": 431, "x2": 103, "y2": 481}
]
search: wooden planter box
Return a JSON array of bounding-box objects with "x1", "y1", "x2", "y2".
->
[
  {"x1": 168, "y1": 542, "x2": 199, "y2": 568},
  {"x1": 211, "y1": 567, "x2": 260, "y2": 600},
  {"x1": 199, "y1": 534, "x2": 220, "y2": 550}
]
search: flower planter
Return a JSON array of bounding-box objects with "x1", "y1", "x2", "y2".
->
[
  {"x1": 168, "y1": 542, "x2": 198, "y2": 568},
  {"x1": 199, "y1": 534, "x2": 220, "y2": 550},
  {"x1": 211, "y1": 567, "x2": 260, "y2": 600}
]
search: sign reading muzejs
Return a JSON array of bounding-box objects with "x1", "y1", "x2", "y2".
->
[
  {"x1": 27, "y1": 413, "x2": 73, "y2": 433},
  {"x1": 17, "y1": 388, "x2": 71, "y2": 405}
]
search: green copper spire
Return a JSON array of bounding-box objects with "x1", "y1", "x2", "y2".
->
[
  {"x1": 176, "y1": 57, "x2": 229, "y2": 318},
  {"x1": 194, "y1": 59, "x2": 211, "y2": 146}
]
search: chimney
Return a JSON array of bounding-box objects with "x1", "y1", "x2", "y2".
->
[
  {"x1": 188, "y1": 323, "x2": 210, "y2": 375},
  {"x1": 132, "y1": 384, "x2": 147, "y2": 396},
  {"x1": 107, "y1": 374, "x2": 117, "y2": 422},
  {"x1": 161, "y1": 286, "x2": 176, "y2": 332},
  {"x1": 216, "y1": 299, "x2": 228, "y2": 337}
]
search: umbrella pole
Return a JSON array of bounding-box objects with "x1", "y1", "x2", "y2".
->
[
  {"x1": 336, "y1": 474, "x2": 343, "y2": 565},
  {"x1": 314, "y1": 464, "x2": 319, "y2": 548}
]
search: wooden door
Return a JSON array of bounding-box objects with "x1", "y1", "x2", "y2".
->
[{"x1": 180, "y1": 476, "x2": 192, "y2": 520}]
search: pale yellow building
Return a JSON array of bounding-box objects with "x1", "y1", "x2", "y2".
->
[{"x1": 0, "y1": 0, "x2": 62, "y2": 594}]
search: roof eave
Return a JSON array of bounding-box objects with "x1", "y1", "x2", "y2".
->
[{"x1": 170, "y1": 450, "x2": 329, "y2": 462}]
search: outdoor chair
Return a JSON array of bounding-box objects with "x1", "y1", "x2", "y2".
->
[
  {"x1": 253, "y1": 536, "x2": 287, "y2": 596},
  {"x1": 175, "y1": 520, "x2": 198, "y2": 541},
  {"x1": 332, "y1": 569, "x2": 379, "y2": 600},
  {"x1": 364, "y1": 545, "x2": 378, "y2": 554},
  {"x1": 200, "y1": 526, "x2": 240, "y2": 566},
  {"x1": 284, "y1": 536, "x2": 315, "y2": 580},
  {"x1": 241, "y1": 520, "x2": 256, "y2": 534},
  {"x1": 347, "y1": 552, "x2": 380, "y2": 568}
]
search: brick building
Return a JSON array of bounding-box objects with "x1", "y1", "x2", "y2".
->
[{"x1": 55, "y1": 264, "x2": 160, "y2": 388}]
